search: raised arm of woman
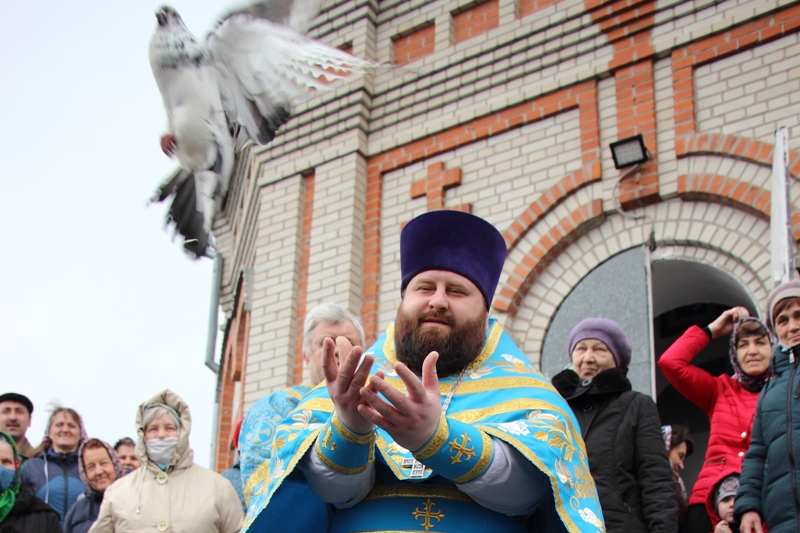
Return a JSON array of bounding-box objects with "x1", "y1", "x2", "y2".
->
[{"x1": 657, "y1": 308, "x2": 748, "y2": 413}]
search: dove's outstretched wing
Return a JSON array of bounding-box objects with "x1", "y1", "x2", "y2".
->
[
  {"x1": 206, "y1": 13, "x2": 377, "y2": 144},
  {"x1": 223, "y1": 0, "x2": 325, "y2": 34}
]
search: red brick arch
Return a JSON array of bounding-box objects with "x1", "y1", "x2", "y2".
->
[
  {"x1": 677, "y1": 174, "x2": 800, "y2": 243},
  {"x1": 492, "y1": 200, "x2": 605, "y2": 315},
  {"x1": 502, "y1": 162, "x2": 602, "y2": 250},
  {"x1": 676, "y1": 133, "x2": 800, "y2": 179}
]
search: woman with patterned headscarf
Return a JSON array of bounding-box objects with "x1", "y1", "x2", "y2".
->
[
  {"x1": 64, "y1": 439, "x2": 123, "y2": 533},
  {"x1": 0, "y1": 431, "x2": 61, "y2": 532},
  {"x1": 21, "y1": 405, "x2": 89, "y2": 527},
  {"x1": 658, "y1": 307, "x2": 772, "y2": 533}
]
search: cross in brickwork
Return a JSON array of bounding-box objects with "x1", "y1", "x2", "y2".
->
[{"x1": 410, "y1": 162, "x2": 472, "y2": 213}]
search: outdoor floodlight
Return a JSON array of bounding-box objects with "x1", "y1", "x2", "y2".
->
[{"x1": 609, "y1": 134, "x2": 649, "y2": 169}]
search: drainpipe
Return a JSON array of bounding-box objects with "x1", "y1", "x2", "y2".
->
[
  {"x1": 205, "y1": 252, "x2": 223, "y2": 468},
  {"x1": 771, "y1": 126, "x2": 793, "y2": 288},
  {"x1": 205, "y1": 253, "x2": 223, "y2": 373}
]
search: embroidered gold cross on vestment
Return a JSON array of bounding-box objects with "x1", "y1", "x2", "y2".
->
[
  {"x1": 448, "y1": 433, "x2": 475, "y2": 464},
  {"x1": 412, "y1": 498, "x2": 445, "y2": 531}
]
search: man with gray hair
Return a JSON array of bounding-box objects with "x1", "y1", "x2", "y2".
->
[
  {"x1": 302, "y1": 302, "x2": 366, "y2": 386},
  {"x1": 237, "y1": 303, "x2": 364, "y2": 531}
]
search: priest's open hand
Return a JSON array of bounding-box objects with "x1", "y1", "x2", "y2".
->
[
  {"x1": 358, "y1": 351, "x2": 442, "y2": 451},
  {"x1": 321, "y1": 336, "x2": 375, "y2": 435}
]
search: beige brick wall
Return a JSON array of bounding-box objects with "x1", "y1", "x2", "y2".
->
[
  {"x1": 210, "y1": 0, "x2": 800, "y2": 416},
  {"x1": 306, "y1": 153, "x2": 368, "y2": 314},
  {"x1": 694, "y1": 33, "x2": 800, "y2": 148},
  {"x1": 242, "y1": 176, "x2": 305, "y2": 406}
]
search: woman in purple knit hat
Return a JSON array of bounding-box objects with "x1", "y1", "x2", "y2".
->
[{"x1": 552, "y1": 317, "x2": 678, "y2": 533}]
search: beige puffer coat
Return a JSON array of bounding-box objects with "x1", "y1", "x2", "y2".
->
[{"x1": 88, "y1": 390, "x2": 243, "y2": 533}]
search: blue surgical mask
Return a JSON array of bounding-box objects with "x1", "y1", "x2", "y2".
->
[{"x1": 0, "y1": 466, "x2": 15, "y2": 491}]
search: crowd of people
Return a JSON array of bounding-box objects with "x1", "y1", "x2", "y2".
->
[{"x1": 2, "y1": 210, "x2": 799, "y2": 533}]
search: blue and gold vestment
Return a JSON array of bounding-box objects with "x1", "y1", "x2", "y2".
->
[
  {"x1": 243, "y1": 319, "x2": 606, "y2": 533},
  {"x1": 240, "y1": 384, "x2": 311, "y2": 485}
]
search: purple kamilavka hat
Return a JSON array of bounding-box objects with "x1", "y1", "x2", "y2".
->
[{"x1": 400, "y1": 211, "x2": 507, "y2": 309}]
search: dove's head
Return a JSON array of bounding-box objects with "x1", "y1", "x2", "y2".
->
[{"x1": 155, "y1": 6, "x2": 184, "y2": 28}]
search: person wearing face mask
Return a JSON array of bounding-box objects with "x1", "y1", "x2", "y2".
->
[
  {"x1": 551, "y1": 317, "x2": 678, "y2": 533},
  {"x1": 88, "y1": 389, "x2": 243, "y2": 533},
  {"x1": 63, "y1": 439, "x2": 123, "y2": 533},
  {"x1": 0, "y1": 431, "x2": 61, "y2": 533},
  {"x1": 657, "y1": 308, "x2": 772, "y2": 533},
  {"x1": 21, "y1": 406, "x2": 88, "y2": 527}
]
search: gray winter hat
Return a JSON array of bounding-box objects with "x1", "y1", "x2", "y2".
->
[
  {"x1": 764, "y1": 279, "x2": 800, "y2": 333},
  {"x1": 567, "y1": 317, "x2": 632, "y2": 369}
]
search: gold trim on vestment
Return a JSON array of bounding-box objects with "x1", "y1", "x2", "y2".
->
[
  {"x1": 331, "y1": 412, "x2": 376, "y2": 444},
  {"x1": 451, "y1": 431, "x2": 493, "y2": 484},
  {"x1": 244, "y1": 458, "x2": 271, "y2": 504},
  {"x1": 376, "y1": 434, "x2": 410, "y2": 480},
  {"x1": 451, "y1": 399, "x2": 582, "y2": 437},
  {"x1": 314, "y1": 437, "x2": 373, "y2": 475},
  {"x1": 413, "y1": 416, "x2": 449, "y2": 460},
  {"x1": 284, "y1": 387, "x2": 305, "y2": 401},
  {"x1": 347, "y1": 530, "x2": 440, "y2": 533},
  {"x1": 479, "y1": 426, "x2": 585, "y2": 533},
  {"x1": 363, "y1": 484, "x2": 476, "y2": 503},
  {"x1": 241, "y1": 429, "x2": 321, "y2": 530},
  {"x1": 383, "y1": 375, "x2": 556, "y2": 397},
  {"x1": 382, "y1": 322, "x2": 502, "y2": 372},
  {"x1": 297, "y1": 398, "x2": 334, "y2": 412}
]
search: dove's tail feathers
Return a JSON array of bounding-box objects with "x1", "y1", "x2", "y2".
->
[
  {"x1": 150, "y1": 168, "x2": 192, "y2": 204},
  {"x1": 169, "y1": 174, "x2": 213, "y2": 259},
  {"x1": 151, "y1": 168, "x2": 215, "y2": 259}
]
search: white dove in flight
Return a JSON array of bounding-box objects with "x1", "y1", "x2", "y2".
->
[{"x1": 148, "y1": 1, "x2": 375, "y2": 257}]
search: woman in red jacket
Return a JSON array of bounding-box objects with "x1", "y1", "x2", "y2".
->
[{"x1": 657, "y1": 307, "x2": 772, "y2": 533}]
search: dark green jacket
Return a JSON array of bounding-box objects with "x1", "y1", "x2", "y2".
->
[{"x1": 735, "y1": 345, "x2": 800, "y2": 533}]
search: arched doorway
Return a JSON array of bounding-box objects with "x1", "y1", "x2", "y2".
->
[
  {"x1": 540, "y1": 247, "x2": 760, "y2": 494},
  {"x1": 652, "y1": 259, "x2": 757, "y2": 495}
]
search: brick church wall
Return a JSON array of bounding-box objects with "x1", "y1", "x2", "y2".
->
[{"x1": 210, "y1": 0, "x2": 800, "y2": 469}]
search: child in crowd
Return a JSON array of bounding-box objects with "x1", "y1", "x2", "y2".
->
[{"x1": 711, "y1": 475, "x2": 739, "y2": 533}]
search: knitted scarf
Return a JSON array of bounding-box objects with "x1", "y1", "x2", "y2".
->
[
  {"x1": 0, "y1": 431, "x2": 21, "y2": 523},
  {"x1": 729, "y1": 317, "x2": 774, "y2": 393}
]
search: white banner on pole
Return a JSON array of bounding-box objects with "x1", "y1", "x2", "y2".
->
[{"x1": 771, "y1": 126, "x2": 793, "y2": 288}]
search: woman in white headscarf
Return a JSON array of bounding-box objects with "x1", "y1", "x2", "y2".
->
[{"x1": 88, "y1": 390, "x2": 243, "y2": 533}]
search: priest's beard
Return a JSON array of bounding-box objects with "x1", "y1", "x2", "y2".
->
[{"x1": 394, "y1": 307, "x2": 487, "y2": 377}]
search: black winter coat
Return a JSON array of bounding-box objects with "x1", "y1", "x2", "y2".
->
[
  {"x1": 735, "y1": 344, "x2": 800, "y2": 533},
  {"x1": 1, "y1": 482, "x2": 62, "y2": 533},
  {"x1": 552, "y1": 367, "x2": 678, "y2": 533}
]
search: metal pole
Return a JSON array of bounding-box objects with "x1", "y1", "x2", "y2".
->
[
  {"x1": 205, "y1": 253, "x2": 223, "y2": 373},
  {"x1": 771, "y1": 127, "x2": 793, "y2": 288}
]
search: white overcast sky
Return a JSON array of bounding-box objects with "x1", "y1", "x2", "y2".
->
[{"x1": 0, "y1": 1, "x2": 241, "y2": 467}]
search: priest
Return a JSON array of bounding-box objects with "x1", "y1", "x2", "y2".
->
[{"x1": 243, "y1": 210, "x2": 605, "y2": 533}]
